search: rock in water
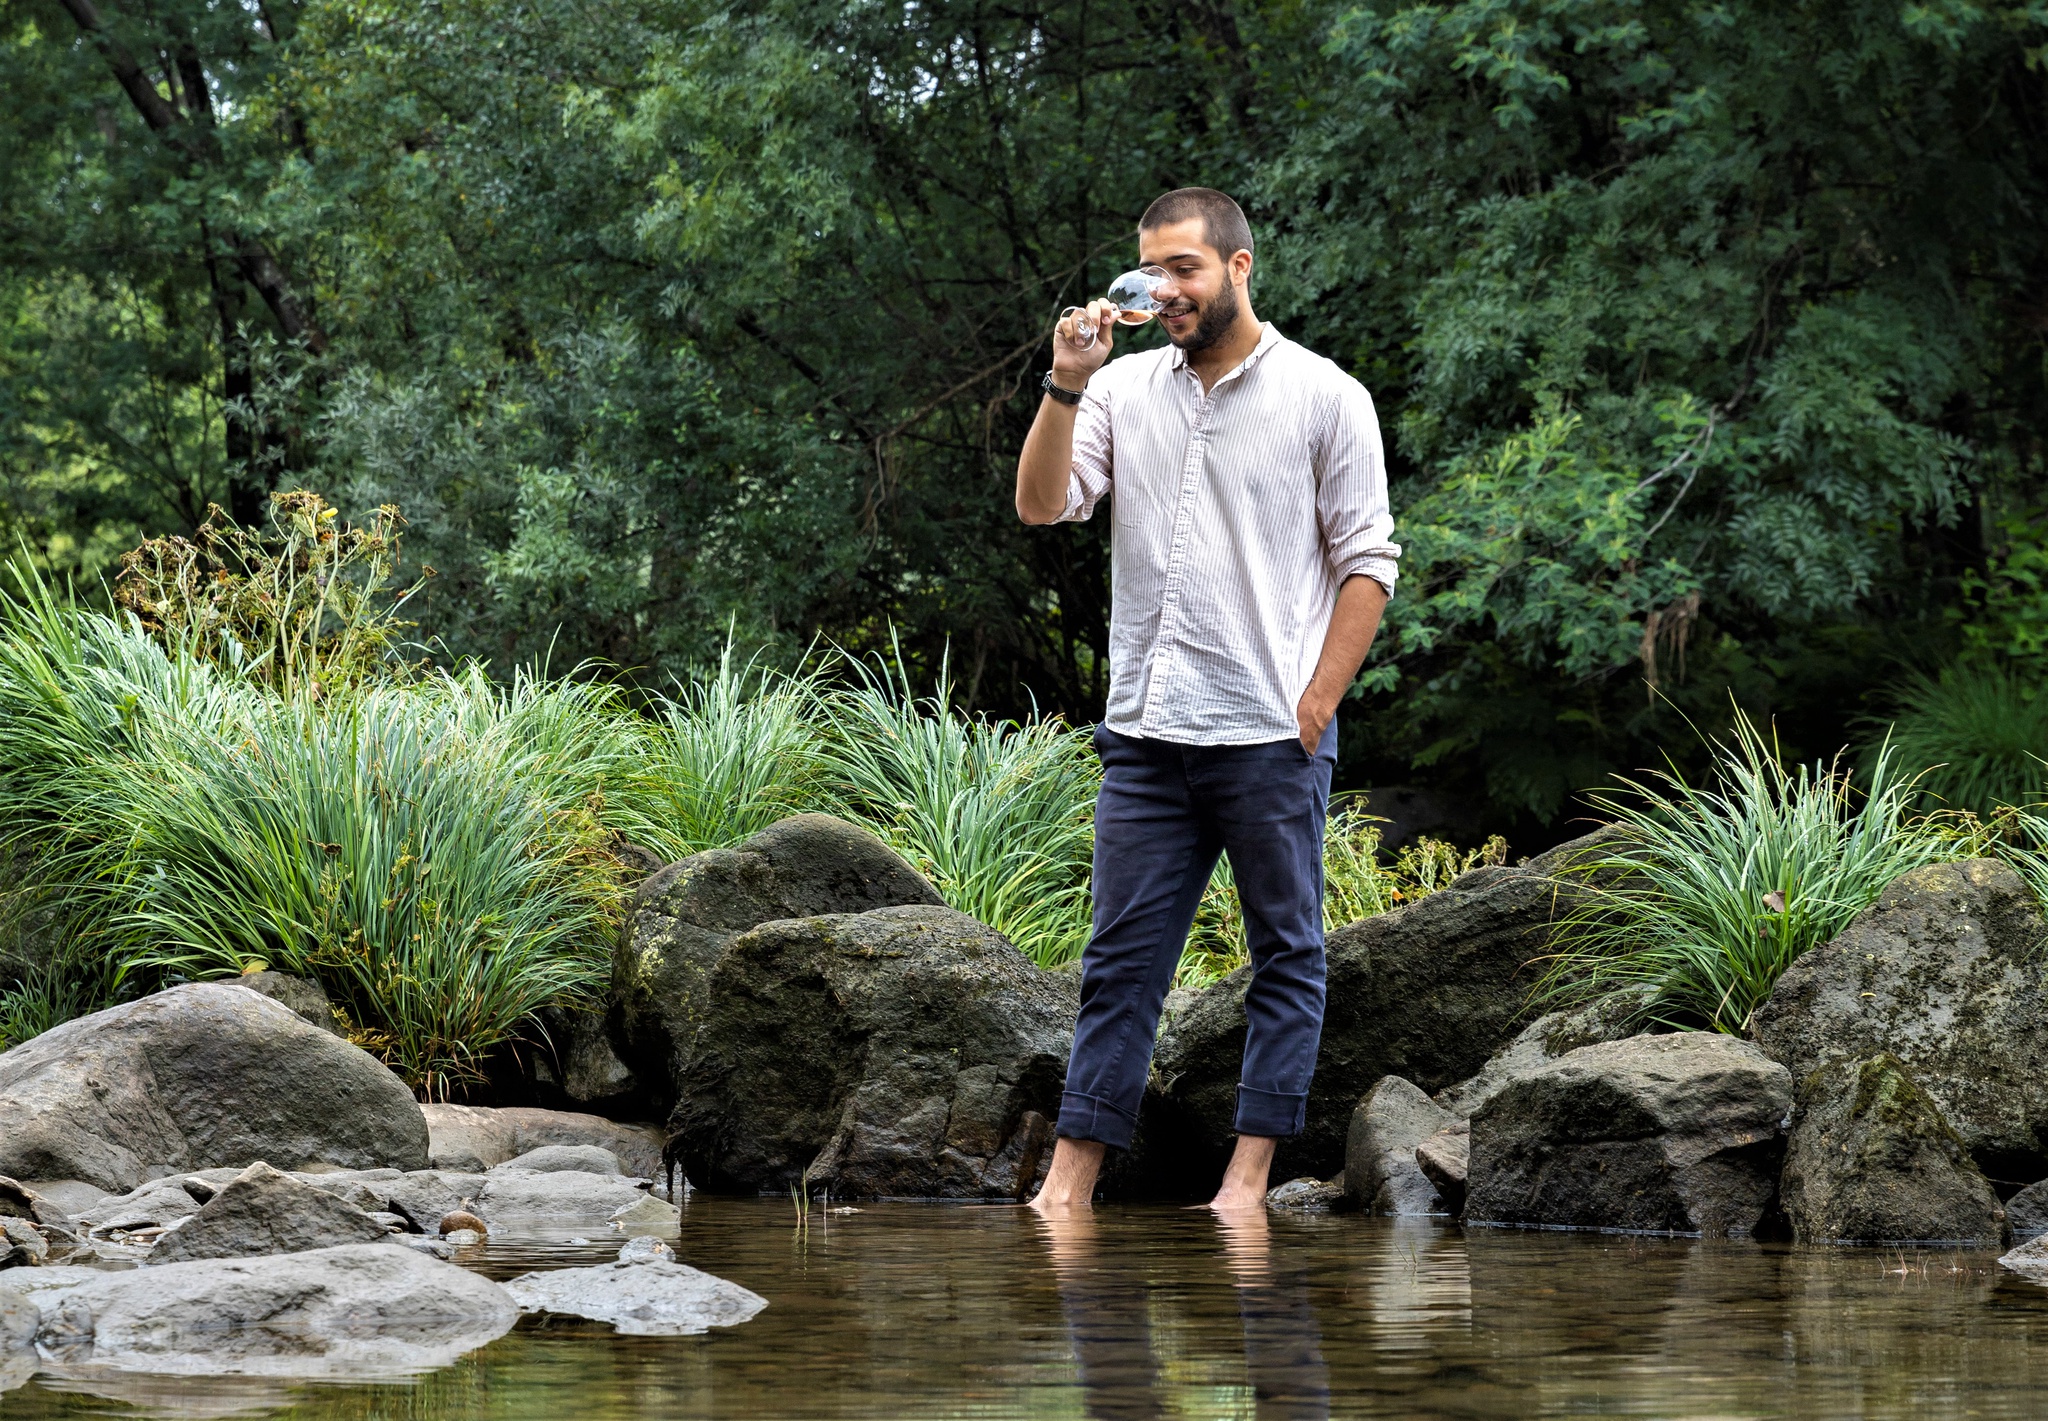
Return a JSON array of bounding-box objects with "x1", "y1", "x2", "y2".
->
[
  {"x1": 614, "y1": 813, "x2": 945, "y2": 1102},
  {"x1": 1414, "y1": 1121, "x2": 1471, "y2": 1215},
  {"x1": 6, "y1": 1244, "x2": 516, "y2": 1377},
  {"x1": 0, "y1": 983, "x2": 428, "y2": 1193},
  {"x1": 1752, "y1": 860, "x2": 2048, "y2": 1184},
  {"x1": 1465, "y1": 1033, "x2": 1792, "y2": 1235},
  {"x1": 419, "y1": 1104, "x2": 665, "y2": 1178},
  {"x1": 149, "y1": 1162, "x2": 389, "y2": 1264},
  {"x1": 0, "y1": 1283, "x2": 34, "y2": 1393},
  {"x1": 499, "y1": 1144, "x2": 622, "y2": 1176},
  {"x1": 1999, "y1": 1232, "x2": 2048, "y2": 1280},
  {"x1": 475, "y1": 1169, "x2": 650, "y2": 1222},
  {"x1": 2006, "y1": 1179, "x2": 2048, "y2": 1243},
  {"x1": 669, "y1": 904, "x2": 1074, "y2": 1198},
  {"x1": 231, "y1": 971, "x2": 344, "y2": 1036},
  {"x1": 1343, "y1": 1077, "x2": 1453, "y2": 1215},
  {"x1": 1133, "y1": 836, "x2": 1596, "y2": 1186},
  {"x1": 1779, "y1": 1054, "x2": 2007, "y2": 1246},
  {"x1": 502, "y1": 1259, "x2": 766, "y2": 1336}
]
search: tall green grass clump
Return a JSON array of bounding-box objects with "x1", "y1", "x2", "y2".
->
[
  {"x1": 823, "y1": 650, "x2": 1099, "y2": 969},
  {"x1": 1539, "y1": 710, "x2": 1963, "y2": 1034},
  {"x1": 1860, "y1": 664, "x2": 2048, "y2": 818}
]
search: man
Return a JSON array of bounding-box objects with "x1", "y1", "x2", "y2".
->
[{"x1": 1016, "y1": 187, "x2": 1399, "y2": 1212}]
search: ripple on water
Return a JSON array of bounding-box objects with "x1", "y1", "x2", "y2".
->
[{"x1": 8, "y1": 1199, "x2": 2048, "y2": 1419}]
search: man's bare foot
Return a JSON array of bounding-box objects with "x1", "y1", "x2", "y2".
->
[
  {"x1": 1029, "y1": 1137, "x2": 1106, "y2": 1212},
  {"x1": 1206, "y1": 1134, "x2": 1278, "y2": 1211}
]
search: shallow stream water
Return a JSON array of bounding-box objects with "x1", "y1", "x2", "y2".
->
[{"x1": 9, "y1": 1197, "x2": 2048, "y2": 1419}]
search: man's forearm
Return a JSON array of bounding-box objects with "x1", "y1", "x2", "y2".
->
[
  {"x1": 1296, "y1": 574, "x2": 1390, "y2": 745},
  {"x1": 1016, "y1": 394, "x2": 1079, "y2": 524}
]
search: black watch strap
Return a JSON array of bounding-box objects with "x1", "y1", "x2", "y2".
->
[{"x1": 1041, "y1": 372, "x2": 1084, "y2": 406}]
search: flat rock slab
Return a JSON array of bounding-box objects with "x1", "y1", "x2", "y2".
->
[
  {"x1": 495, "y1": 1145, "x2": 621, "y2": 1175},
  {"x1": 0, "y1": 983, "x2": 428, "y2": 1193},
  {"x1": 8, "y1": 1243, "x2": 516, "y2": 1378},
  {"x1": 503, "y1": 1259, "x2": 766, "y2": 1336},
  {"x1": 149, "y1": 1162, "x2": 388, "y2": 1264},
  {"x1": 420, "y1": 1104, "x2": 665, "y2": 1179},
  {"x1": 1467, "y1": 1032, "x2": 1792, "y2": 1236},
  {"x1": 475, "y1": 1170, "x2": 650, "y2": 1221}
]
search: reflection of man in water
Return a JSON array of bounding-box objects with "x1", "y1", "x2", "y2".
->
[
  {"x1": 1038, "y1": 1209, "x2": 1331, "y2": 1421},
  {"x1": 1015, "y1": 186, "x2": 1398, "y2": 1211}
]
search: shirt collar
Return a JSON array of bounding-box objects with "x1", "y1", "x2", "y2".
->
[{"x1": 1169, "y1": 321, "x2": 1283, "y2": 379}]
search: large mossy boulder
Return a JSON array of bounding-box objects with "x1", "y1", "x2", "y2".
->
[
  {"x1": 0, "y1": 984, "x2": 428, "y2": 1193},
  {"x1": 1126, "y1": 836, "x2": 1595, "y2": 1188},
  {"x1": 614, "y1": 814, "x2": 945, "y2": 1101},
  {"x1": 1779, "y1": 1054, "x2": 2007, "y2": 1246},
  {"x1": 1465, "y1": 1033, "x2": 1792, "y2": 1235},
  {"x1": 1751, "y1": 859, "x2": 2048, "y2": 1184},
  {"x1": 668, "y1": 905, "x2": 1076, "y2": 1199}
]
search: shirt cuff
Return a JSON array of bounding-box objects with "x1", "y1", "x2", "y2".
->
[{"x1": 1337, "y1": 556, "x2": 1399, "y2": 599}]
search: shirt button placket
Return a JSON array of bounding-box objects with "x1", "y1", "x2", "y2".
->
[{"x1": 1143, "y1": 390, "x2": 1210, "y2": 735}]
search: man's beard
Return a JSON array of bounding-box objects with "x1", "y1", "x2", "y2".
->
[{"x1": 1165, "y1": 277, "x2": 1241, "y2": 353}]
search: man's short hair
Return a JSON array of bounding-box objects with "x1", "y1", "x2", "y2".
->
[{"x1": 1139, "y1": 188, "x2": 1254, "y2": 262}]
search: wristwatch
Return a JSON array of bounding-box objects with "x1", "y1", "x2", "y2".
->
[{"x1": 1041, "y1": 372, "x2": 1084, "y2": 406}]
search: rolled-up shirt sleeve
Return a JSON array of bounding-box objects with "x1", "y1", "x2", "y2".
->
[
  {"x1": 1316, "y1": 380, "x2": 1400, "y2": 596},
  {"x1": 1056, "y1": 382, "x2": 1114, "y2": 523}
]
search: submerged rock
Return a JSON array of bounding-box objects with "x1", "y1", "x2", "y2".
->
[
  {"x1": 420, "y1": 1104, "x2": 664, "y2": 1180},
  {"x1": 1752, "y1": 860, "x2": 2048, "y2": 1184},
  {"x1": 1266, "y1": 1176, "x2": 1346, "y2": 1210},
  {"x1": 0, "y1": 984, "x2": 428, "y2": 1193},
  {"x1": 1133, "y1": 836, "x2": 1596, "y2": 1186},
  {"x1": 149, "y1": 1163, "x2": 389, "y2": 1264},
  {"x1": 1466, "y1": 1033, "x2": 1792, "y2": 1235},
  {"x1": 667, "y1": 904, "x2": 1073, "y2": 1198},
  {"x1": 1779, "y1": 1054, "x2": 2007, "y2": 1246},
  {"x1": 8, "y1": 1243, "x2": 516, "y2": 1377},
  {"x1": 1343, "y1": 1077, "x2": 1452, "y2": 1215},
  {"x1": 502, "y1": 1259, "x2": 766, "y2": 1336},
  {"x1": 614, "y1": 813, "x2": 946, "y2": 1104}
]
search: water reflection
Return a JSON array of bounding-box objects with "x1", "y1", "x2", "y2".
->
[{"x1": 1039, "y1": 1207, "x2": 1329, "y2": 1420}]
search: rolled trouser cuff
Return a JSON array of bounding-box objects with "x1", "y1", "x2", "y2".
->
[
  {"x1": 1058, "y1": 1090, "x2": 1140, "y2": 1149},
  {"x1": 1235, "y1": 1084, "x2": 1308, "y2": 1138}
]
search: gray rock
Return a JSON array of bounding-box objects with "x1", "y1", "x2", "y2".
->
[
  {"x1": 1999, "y1": 1231, "x2": 2048, "y2": 1280},
  {"x1": 613, "y1": 813, "x2": 946, "y2": 1105},
  {"x1": 610, "y1": 1193, "x2": 682, "y2": 1227},
  {"x1": 616, "y1": 1234, "x2": 672, "y2": 1262},
  {"x1": 419, "y1": 1104, "x2": 664, "y2": 1179},
  {"x1": 1466, "y1": 1033, "x2": 1792, "y2": 1235},
  {"x1": 231, "y1": 971, "x2": 344, "y2": 1036},
  {"x1": 494, "y1": 1144, "x2": 621, "y2": 1176},
  {"x1": 666, "y1": 904, "x2": 1074, "y2": 1199},
  {"x1": 74, "y1": 1178, "x2": 209, "y2": 1233},
  {"x1": 16, "y1": 1181, "x2": 106, "y2": 1218},
  {"x1": 1343, "y1": 1077, "x2": 1452, "y2": 1215},
  {"x1": 1131, "y1": 836, "x2": 1596, "y2": 1186},
  {"x1": 371, "y1": 1172, "x2": 471, "y2": 1234},
  {"x1": 1415, "y1": 1120, "x2": 1471, "y2": 1215},
  {"x1": 502, "y1": 1259, "x2": 767, "y2": 1336},
  {"x1": 1780, "y1": 1054, "x2": 2007, "y2": 1246},
  {"x1": 1266, "y1": 1176, "x2": 1346, "y2": 1210},
  {"x1": 1751, "y1": 860, "x2": 2048, "y2": 1184},
  {"x1": 0, "y1": 983, "x2": 428, "y2": 1193},
  {"x1": 2006, "y1": 1178, "x2": 2048, "y2": 1243},
  {"x1": 535, "y1": 1006, "x2": 646, "y2": 1109},
  {"x1": 7, "y1": 1243, "x2": 516, "y2": 1377},
  {"x1": 149, "y1": 1162, "x2": 389, "y2": 1264},
  {"x1": 1434, "y1": 987, "x2": 1658, "y2": 1118},
  {"x1": 0, "y1": 1283, "x2": 33, "y2": 1394},
  {"x1": 474, "y1": 1169, "x2": 650, "y2": 1221}
]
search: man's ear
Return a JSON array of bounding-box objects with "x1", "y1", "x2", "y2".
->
[{"x1": 1231, "y1": 248, "x2": 1253, "y2": 287}]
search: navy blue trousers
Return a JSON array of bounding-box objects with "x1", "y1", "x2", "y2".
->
[{"x1": 1057, "y1": 721, "x2": 1334, "y2": 1149}]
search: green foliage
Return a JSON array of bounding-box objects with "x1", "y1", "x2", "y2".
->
[
  {"x1": 114, "y1": 491, "x2": 425, "y2": 698},
  {"x1": 822, "y1": 652, "x2": 1101, "y2": 971},
  {"x1": 1539, "y1": 710, "x2": 1963, "y2": 1034},
  {"x1": 1953, "y1": 517, "x2": 2048, "y2": 678},
  {"x1": 1862, "y1": 665, "x2": 2048, "y2": 819}
]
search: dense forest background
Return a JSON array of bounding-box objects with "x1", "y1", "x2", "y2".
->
[{"x1": 2, "y1": 0, "x2": 2044, "y2": 848}]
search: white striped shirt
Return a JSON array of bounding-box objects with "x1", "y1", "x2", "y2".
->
[{"x1": 1058, "y1": 323, "x2": 1400, "y2": 745}]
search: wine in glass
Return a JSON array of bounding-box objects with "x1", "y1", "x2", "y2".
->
[{"x1": 1062, "y1": 266, "x2": 1170, "y2": 350}]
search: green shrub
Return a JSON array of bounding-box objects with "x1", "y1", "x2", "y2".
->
[
  {"x1": 1860, "y1": 664, "x2": 2048, "y2": 818},
  {"x1": 822, "y1": 651, "x2": 1099, "y2": 969},
  {"x1": 1539, "y1": 709, "x2": 1965, "y2": 1034}
]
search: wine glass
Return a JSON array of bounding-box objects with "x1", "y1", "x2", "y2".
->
[{"x1": 1062, "y1": 266, "x2": 1170, "y2": 350}]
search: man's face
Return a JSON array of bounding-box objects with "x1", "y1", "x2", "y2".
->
[{"x1": 1137, "y1": 217, "x2": 1251, "y2": 352}]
